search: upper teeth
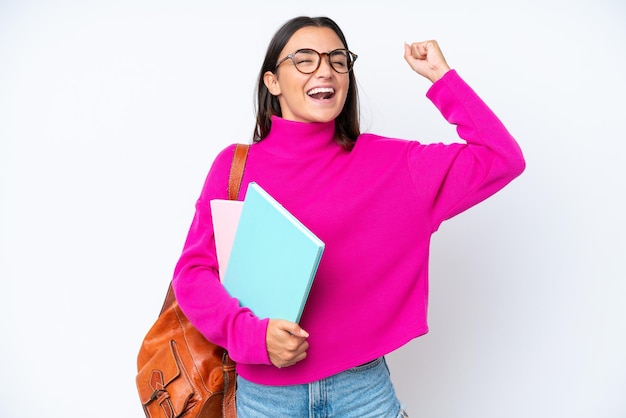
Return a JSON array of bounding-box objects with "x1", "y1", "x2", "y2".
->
[{"x1": 308, "y1": 87, "x2": 334, "y2": 96}]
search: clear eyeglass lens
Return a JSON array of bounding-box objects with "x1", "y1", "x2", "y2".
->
[{"x1": 329, "y1": 50, "x2": 349, "y2": 73}]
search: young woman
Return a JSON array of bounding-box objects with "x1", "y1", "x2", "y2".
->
[{"x1": 172, "y1": 16, "x2": 525, "y2": 417}]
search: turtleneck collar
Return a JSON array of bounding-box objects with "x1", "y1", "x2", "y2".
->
[{"x1": 255, "y1": 115, "x2": 338, "y2": 159}]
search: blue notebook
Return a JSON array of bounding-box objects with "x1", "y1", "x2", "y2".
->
[{"x1": 222, "y1": 182, "x2": 325, "y2": 323}]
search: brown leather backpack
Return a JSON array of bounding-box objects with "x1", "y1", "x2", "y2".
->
[{"x1": 135, "y1": 144, "x2": 249, "y2": 418}]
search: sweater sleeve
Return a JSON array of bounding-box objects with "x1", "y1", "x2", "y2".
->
[
  {"x1": 171, "y1": 144, "x2": 271, "y2": 365},
  {"x1": 409, "y1": 69, "x2": 526, "y2": 230}
]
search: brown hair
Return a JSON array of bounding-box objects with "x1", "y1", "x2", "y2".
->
[{"x1": 253, "y1": 16, "x2": 360, "y2": 151}]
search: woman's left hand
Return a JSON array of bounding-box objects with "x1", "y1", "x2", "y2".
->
[{"x1": 403, "y1": 40, "x2": 451, "y2": 83}]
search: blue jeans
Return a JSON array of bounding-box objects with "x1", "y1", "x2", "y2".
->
[{"x1": 236, "y1": 357, "x2": 409, "y2": 417}]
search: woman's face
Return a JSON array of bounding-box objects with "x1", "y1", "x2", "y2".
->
[{"x1": 264, "y1": 26, "x2": 350, "y2": 124}]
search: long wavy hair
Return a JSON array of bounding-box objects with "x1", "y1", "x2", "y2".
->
[{"x1": 253, "y1": 16, "x2": 360, "y2": 151}]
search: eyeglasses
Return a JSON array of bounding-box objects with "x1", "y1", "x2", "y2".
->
[{"x1": 275, "y1": 48, "x2": 358, "y2": 74}]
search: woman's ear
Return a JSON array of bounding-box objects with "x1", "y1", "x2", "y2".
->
[{"x1": 263, "y1": 71, "x2": 281, "y2": 96}]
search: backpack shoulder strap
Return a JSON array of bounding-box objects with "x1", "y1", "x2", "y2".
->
[{"x1": 228, "y1": 143, "x2": 250, "y2": 200}]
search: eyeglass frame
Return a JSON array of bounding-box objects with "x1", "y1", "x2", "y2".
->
[{"x1": 275, "y1": 48, "x2": 358, "y2": 74}]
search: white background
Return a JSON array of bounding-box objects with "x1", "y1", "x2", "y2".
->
[{"x1": 1, "y1": 1, "x2": 625, "y2": 417}]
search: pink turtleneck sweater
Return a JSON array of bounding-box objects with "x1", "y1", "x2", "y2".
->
[{"x1": 172, "y1": 70, "x2": 525, "y2": 386}]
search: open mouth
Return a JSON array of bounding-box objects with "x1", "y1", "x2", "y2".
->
[{"x1": 307, "y1": 87, "x2": 335, "y2": 100}]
